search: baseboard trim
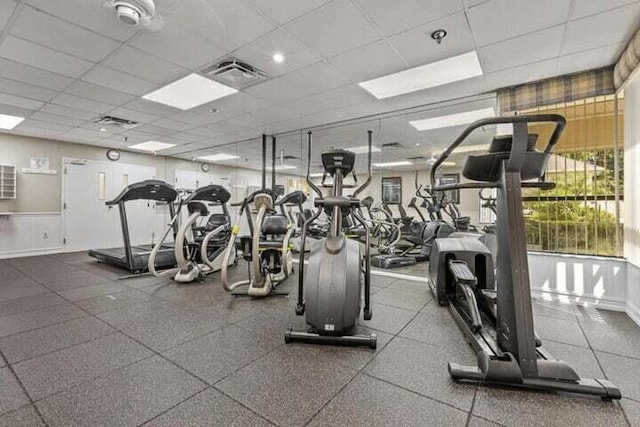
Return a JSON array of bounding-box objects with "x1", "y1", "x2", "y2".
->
[
  {"x1": 626, "y1": 300, "x2": 640, "y2": 327},
  {"x1": 531, "y1": 288, "x2": 627, "y2": 312},
  {"x1": 0, "y1": 247, "x2": 63, "y2": 259}
]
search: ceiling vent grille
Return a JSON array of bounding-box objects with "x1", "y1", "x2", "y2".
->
[
  {"x1": 407, "y1": 155, "x2": 427, "y2": 160},
  {"x1": 283, "y1": 155, "x2": 299, "y2": 160},
  {"x1": 201, "y1": 58, "x2": 267, "y2": 90},
  {"x1": 93, "y1": 116, "x2": 139, "y2": 130},
  {"x1": 382, "y1": 142, "x2": 403, "y2": 148}
]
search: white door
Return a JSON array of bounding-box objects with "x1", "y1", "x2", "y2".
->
[
  {"x1": 63, "y1": 161, "x2": 120, "y2": 252},
  {"x1": 112, "y1": 164, "x2": 157, "y2": 247}
]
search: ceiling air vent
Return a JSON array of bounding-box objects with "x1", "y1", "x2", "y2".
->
[
  {"x1": 283, "y1": 155, "x2": 299, "y2": 160},
  {"x1": 201, "y1": 58, "x2": 267, "y2": 90},
  {"x1": 93, "y1": 116, "x2": 139, "y2": 130},
  {"x1": 407, "y1": 155, "x2": 427, "y2": 160}
]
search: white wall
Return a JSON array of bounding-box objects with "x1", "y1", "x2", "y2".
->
[{"x1": 624, "y1": 74, "x2": 640, "y2": 323}]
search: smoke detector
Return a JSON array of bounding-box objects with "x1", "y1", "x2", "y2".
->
[
  {"x1": 201, "y1": 58, "x2": 267, "y2": 90},
  {"x1": 112, "y1": 0, "x2": 155, "y2": 26}
]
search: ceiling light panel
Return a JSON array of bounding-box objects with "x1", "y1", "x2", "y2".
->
[
  {"x1": 266, "y1": 164, "x2": 298, "y2": 170},
  {"x1": 345, "y1": 145, "x2": 381, "y2": 154},
  {"x1": 359, "y1": 51, "x2": 483, "y2": 99},
  {"x1": 142, "y1": 73, "x2": 238, "y2": 110},
  {"x1": 373, "y1": 161, "x2": 413, "y2": 167},
  {"x1": 0, "y1": 113, "x2": 25, "y2": 129},
  {"x1": 410, "y1": 108, "x2": 495, "y2": 131},
  {"x1": 128, "y1": 140, "x2": 175, "y2": 151},
  {"x1": 198, "y1": 153, "x2": 240, "y2": 162}
]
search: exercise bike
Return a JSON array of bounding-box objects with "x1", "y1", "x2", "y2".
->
[
  {"x1": 149, "y1": 185, "x2": 235, "y2": 282},
  {"x1": 285, "y1": 130, "x2": 376, "y2": 349},
  {"x1": 221, "y1": 189, "x2": 294, "y2": 297},
  {"x1": 428, "y1": 114, "x2": 621, "y2": 400}
]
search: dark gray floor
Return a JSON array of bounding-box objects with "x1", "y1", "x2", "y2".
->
[{"x1": 0, "y1": 253, "x2": 638, "y2": 426}]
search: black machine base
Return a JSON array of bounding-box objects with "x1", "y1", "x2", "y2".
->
[
  {"x1": 231, "y1": 290, "x2": 289, "y2": 297},
  {"x1": 448, "y1": 354, "x2": 622, "y2": 401},
  {"x1": 371, "y1": 254, "x2": 416, "y2": 269},
  {"x1": 284, "y1": 328, "x2": 377, "y2": 349}
]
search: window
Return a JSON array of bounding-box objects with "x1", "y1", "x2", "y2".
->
[
  {"x1": 479, "y1": 188, "x2": 497, "y2": 224},
  {"x1": 98, "y1": 172, "x2": 106, "y2": 200},
  {"x1": 434, "y1": 173, "x2": 460, "y2": 204},
  {"x1": 520, "y1": 95, "x2": 623, "y2": 257},
  {"x1": 382, "y1": 177, "x2": 402, "y2": 204}
]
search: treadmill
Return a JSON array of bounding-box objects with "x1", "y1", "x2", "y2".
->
[{"x1": 88, "y1": 180, "x2": 178, "y2": 274}]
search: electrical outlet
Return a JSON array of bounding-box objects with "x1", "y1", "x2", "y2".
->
[{"x1": 42, "y1": 231, "x2": 49, "y2": 239}]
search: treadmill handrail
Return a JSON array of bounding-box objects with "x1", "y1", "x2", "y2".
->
[{"x1": 429, "y1": 114, "x2": 566, "y2": 189}]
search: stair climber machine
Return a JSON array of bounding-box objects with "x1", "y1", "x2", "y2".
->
[
  {"x1": 428, "y1": 114, "x2": 621, "y2": 399},
  {"x1": 285, "y1": 130, "x2": 376, "y2": 349},
  {"x1": 148, "y1": 185, "x2": 236, "y2": 283},
  {"x1": 221, "y1": 189, "x2": 294, "y2": 297}
]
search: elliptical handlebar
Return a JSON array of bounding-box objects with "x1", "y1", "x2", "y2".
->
[{"x1": 430, "y1": 114, "x2": 566, "y2": 189}]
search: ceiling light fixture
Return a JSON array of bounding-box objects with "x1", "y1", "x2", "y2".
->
[
  {"x1": 128, "y1": 140, "x2": 175, "y2": 152},
  {"x1": 198, "y1": 153, "x2": 240, "y2": 162},
  {"x1": 143, "y1": 73, "x2": 237, "y2": 110},
  {"x1": 345, "y1": 145, "x2": 381, "y2": 154},
  {"x1": 309, "y1": 172, "x2": 325, "y2": 178},
  {"x1": 0, "y1": 113, "x2": 25, "y2": 129},
  {"x1": 100, "y1": 128, "x2": 107, "y2": 132},
  {"x1": 266, "y1": 164, "x2": 297, "y2": 171},
  {"x1": 410, "y1": 108, "x2": 495, "y2": 131},
  {"x1": 358, "y1": 51, "x2": 483, "y2": 99},
  {"x1": 373, "y1": 161, "x2": 413, "y2": 168},
  {"x1": 273, "y1": 52, "x2": 285, "y2": 63}
]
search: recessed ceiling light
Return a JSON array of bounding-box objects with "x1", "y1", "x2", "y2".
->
[
  {"x1": 273, "y1": 52, "x2": 285, "y2": 63},
  {"x1": 410, "y1": 108, "x2": 495, "y2": 131},
  {"x1": 198, "y1": 153, "x2": 240, "y2": 162},
  {"x1": 267, "y1": 164, "x2": 297, "y2": 171},
  {"x1": 373, "y1": 161, "x2": 413, "y2": 168},
  {"x1": 358, "y1": 51, "x2": 483, "y2": 99},
  {"x1": 345, "y1": 145, "x2": 381, "y2": 154},
  {"x1": 128, "y1": 140, "x2": 176, "y2": 152},
  {"x1": 142, "y1": 73, "x2": 237, "y2": 110},
  {"x1": 415, "y1": 143, "x2": 420, "y2": 146},
  {"x1": 100, "y1": 128, "x2": 107, "y2": 132},
  {"x1": 0, "y1": 113, "x2": 25, "y2": 129}
]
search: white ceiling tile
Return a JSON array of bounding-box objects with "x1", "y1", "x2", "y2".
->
[
  {"x1": 0, "y1": 58, "x2": 73, "y2": 91},
  {"x1": 571, "y1": 0, "x2": 639, "y2": 20},
  {"x1": 163, "y1": 0, "x2": 275, "y2": 51},
  {"x1": 0, "y1": 1, "x2": 17, "y2": 29},
  {"x1": 129, "y1": 21, "x2": 225, "y2": 71},
  {"x1": 185, "y1": 126, "x2": 225, "y2": 137},
  {"x1": 193, "y1": 91, "x2": 269, "y2": 115},
  {"x1": 134, "y1": 124, "x2": 175, "y2": 136},
  {"x1": 243, "y1": 0, "x2": 330, "y2": 25},
  {"x1": 50, "y1": 93, "x2": 115, "y2": 114},
  {"x1": 329, "y1": 40, "x2": 406, "y2": 82},
  {"x1": 171, "y1": 111, "x2": 221, "y2": 126},
  {"x1": 11, "y1": 6, "x2": 120, "y2": 62},
  {"x1": 234, "y1": 29, "x2": 322, "y2": 77},
  {"x1": 30, "y1": 111, "x2": 86, "y2": 127},
  {"x1": 277, "y1": 95, "x2": 334, "y2": 116},
  {"x1": 0, "y1": 103, "x2": 37, "y2": 118},
  {"x1": 251, "y1": 105, "x2": 299, "y2": 125},
  {"x1": 122, "y1": 99, "x2": 182, "y2": 117},
  {"x1": 485, "y1": 58, "x2": 558, "y2": 90},
  {"x1": 478, "y1": 25, "x2": 565, "y2": 73},
  {"x1": 556, "y1": 44, "x2": 621, "y2": 76},
  {"x1": 151, "y1": 118, "x2": 194, "y2": 132},
  {"x1": 561, "y1": 3, "x2": 640, "y2": 55},
  {"x1": 356, "y1": 0, "x2": 464, "y2": 37},
  {"x1": 81, "y1": 65, "x2": 158, "y2": 96},
  {"x1": 169, "y1": 131, "x2": 208, "y2": 143},
  {"x1": 467, "y1": 0, "x2": 572, "y2": 47},
  {"x1": 106, "y1": 107, "x2": 160, "y2": 124},
  {"x1": 0, "y1": 77, "x2": 57, "y2": 102},
  {"x1": 64, "y1": 80, "x2": 135, "y2": 105},
  {"x1": 313, "y1": 84, "x2": 377, "y2": 109},
  {"x1": 10, "y1": 126, "x2": 62, "y2": 138},
  {"x1": 245, "y1": 77, "x2": 309, "y2": 102},
  {"x1": 102, "y1": 46, "x2": 190, "y2": 85},
  {"x1": 280, "y1": 61, "x2": 350, "y2": 96},
  {"x1": 0, "y1": 35, "x2": 94, "y2": 78},
  {"x1": 79, "y1": 121, "x2": 125, "y2": 135},
  {"x1": 24, "y1": 0, "x2": 138, "y2": 42},
  {"x1": 15, "y1": 119, "x2": 73, "y2": 133},
  {"x1": 388, "y1": 12, "x2": 476, "y2": 67},
  {"x1": 64, "y1": 127, "x2": 109, "y2": 139},
  {"x1": 40, "y1": 103, "x2": 98, "y2": 121},
  {"x1": 0, "y1": 93, "x2": 43, "y2": 110},
  {"x1": 285, "y1": 0, "x2": 380, "y2": 58}
]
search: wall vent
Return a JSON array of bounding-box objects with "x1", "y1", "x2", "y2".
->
[
  {"x1": 93, "y1": 116, "x2": 139, "y2": 130},
  {"x1": 201, "y1": 58, "x2": 267, "y2": 90}
]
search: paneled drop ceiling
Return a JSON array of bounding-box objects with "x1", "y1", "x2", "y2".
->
[{"x1": 0, "y1": 0, "x2": 637, "y2": 162}]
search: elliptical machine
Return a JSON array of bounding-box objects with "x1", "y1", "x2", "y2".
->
[
  {"x1": 221, "y1": 189, "x2": 294, "y2": 297},
  {"x1": 285, "y1": 130, "x2": 376, "y2": 349},
  {"x1": 149, "y1": 185, "x2": 235, "y2": 282},
  {"x1": 429, "y1": 114, "x2": 621, "y2": 399}
]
